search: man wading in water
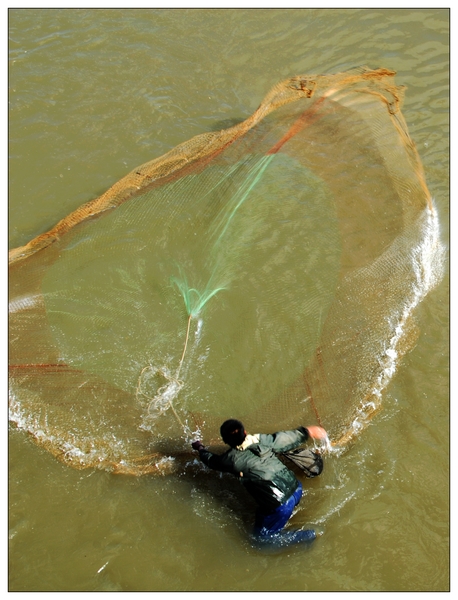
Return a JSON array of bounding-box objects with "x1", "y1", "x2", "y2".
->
[{"x1": 191, "y1": 419, "x2": 327, "y2": 547}]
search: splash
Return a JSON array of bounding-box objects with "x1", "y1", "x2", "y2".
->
[{"x1": 336, "y1": 201, "x2": 445, "y2": 446}]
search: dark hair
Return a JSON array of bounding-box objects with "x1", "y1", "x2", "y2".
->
[{"x1": 220, "y1": 419, "x2": 246, "y2": 448}]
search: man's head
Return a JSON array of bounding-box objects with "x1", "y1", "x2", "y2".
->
[{"x1": 220, "y1": 419, "x2": 246, "y2": 448}]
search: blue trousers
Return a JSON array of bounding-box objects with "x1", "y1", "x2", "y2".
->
[{"x1": 253, "y1": 481, "x2": 316, "y2": 546}]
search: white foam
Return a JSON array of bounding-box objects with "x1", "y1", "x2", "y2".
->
[
  {"x1": 9, "y1": 388, "x2": 124, "y2": 467},
  {"x1": 350, "y1": 201, "x2": 446, "y2": 436},
  {"x1": 8, "y1": 293, "x2": 42, "y2": 313},
  {"x1": 195, "y1": 318, "x2": 203, "y2": 341}
]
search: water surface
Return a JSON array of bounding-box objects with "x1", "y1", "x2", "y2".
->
[{"x1": 8, "y1": 7, "x2": 449, "y2": 592}]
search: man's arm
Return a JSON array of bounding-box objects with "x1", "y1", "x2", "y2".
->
[
  {"x1": 260, "y1": 427, "x2": 309, "y2": 453},
  {"x1": 191, "y1": 441, "x2": 237, "y2": 474},
  {"x1": 261, "y1": 425, "x2": 327, "y2": 453}
]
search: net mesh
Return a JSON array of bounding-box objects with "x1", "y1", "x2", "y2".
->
[{"x1": 9, "y1": 67, "x2": 444, "y2": 475}]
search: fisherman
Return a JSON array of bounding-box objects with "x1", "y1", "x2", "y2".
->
[{"x1": 191, "y1": 419, "x2": 327, "y2": 546}]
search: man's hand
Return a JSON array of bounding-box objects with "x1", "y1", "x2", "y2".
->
[
  {"x1": 306, "y1": 426, "x2": 328, "y2": 440},
  {"x1": 192, "y1": 440, "x2": 205, "y2": 452}
]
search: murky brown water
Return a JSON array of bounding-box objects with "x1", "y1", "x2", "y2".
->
[{"x1": 8, "y1": 8, "x2": 449, "y2": 592}]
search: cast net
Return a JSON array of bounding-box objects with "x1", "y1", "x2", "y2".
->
[{"x1": 9, "y1": 67, "x2": 444, "y2": 475}]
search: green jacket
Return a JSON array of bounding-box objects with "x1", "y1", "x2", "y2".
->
[{"x1": 198, "y1": 427, "x2": 310, "y2": 512}]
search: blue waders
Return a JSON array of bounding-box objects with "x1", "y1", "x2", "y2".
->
[{"x1": 253, "y1": 481, "x2": 316, "y2": 547}]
